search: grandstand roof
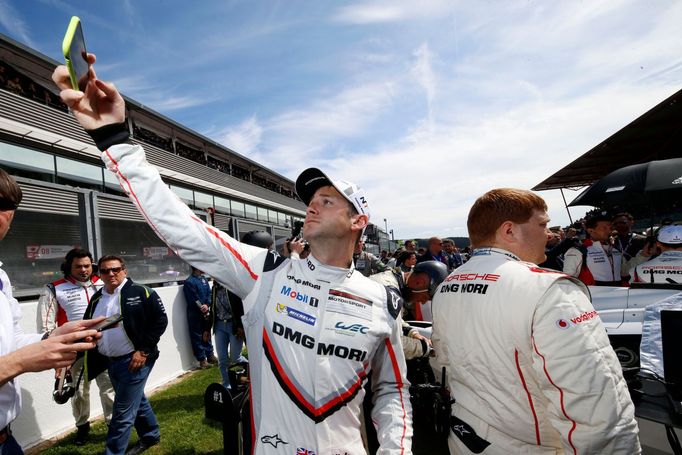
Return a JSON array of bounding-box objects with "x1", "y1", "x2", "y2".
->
[
  {"x1": 533, "y1": 87, "x2": 682, "y2": 191},
  {"x1": 0, "y1": 32, "x2": 297, "y2": 189}
]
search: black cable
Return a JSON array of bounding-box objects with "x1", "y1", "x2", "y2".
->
[{"x1": 665, "y1": 425, "x2": 682, "y2": 455}]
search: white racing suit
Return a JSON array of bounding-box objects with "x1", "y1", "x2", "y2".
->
[
  {"x1": 631, "y1": 250, "x2": 682, "y2": 284},
  {"x1": 102, "y1": 143, "x2": 412, "y2": 454},
  {"x1": 36, "y1": 276, "x2": 114, "y2": 426},
  {"x1": 432, "y1": 248, "x2": 640, "y2": 454},
  {"x1": 563, "y1": 241, "x2": 622, "y2": 286}
]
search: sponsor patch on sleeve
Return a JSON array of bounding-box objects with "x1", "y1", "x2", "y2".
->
[
  {"x1": 555, "y1": 310, "x2": 600, "y2": 330},
  {"x1": 384, "y1": 286, "x2": 403, "y2": 320}
]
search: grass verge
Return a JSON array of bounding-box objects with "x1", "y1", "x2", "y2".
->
[{"x1": 37, "y1": 366, "x2": 226, "y2": 455}]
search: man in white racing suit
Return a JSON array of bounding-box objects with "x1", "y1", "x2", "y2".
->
[
  {"x1": 53, "y1": 59, "x2": 412, "y2": 455},
  {"x1": 432, "y1": 188, "x2": 640, "y2": 454},
  {"x1": 631, "y1": 225, "x2": 682, "y2": 284},
  {"x1": 563, "y1": 214, "x2": 623, "y2": 286},
  {"x1": 36, "y1": 248, "x2": 114, "y2": 444}
]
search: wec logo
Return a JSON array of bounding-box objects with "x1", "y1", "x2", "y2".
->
[{"x1": 334, "y1": 322, "x2": 369, "y2": 334}]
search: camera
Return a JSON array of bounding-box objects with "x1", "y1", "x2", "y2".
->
[
  {"x1": 286, "y1": 220, "x2": 309, "y2": 253},
  {"x1": 53, "y1": 369, "x2": 76, "y2": 404}
]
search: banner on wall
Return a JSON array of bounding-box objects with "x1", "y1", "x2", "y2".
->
[{"x1": 26, "y1": 244, "x2": 76, "y2": 260}]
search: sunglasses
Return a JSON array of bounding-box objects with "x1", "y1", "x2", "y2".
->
[
  {"x1": 0, "y1": 197, "x2": 19, "y2": 211},
  {"x1": 99, "y1": 267, "x2": 124, "y2": 275}
]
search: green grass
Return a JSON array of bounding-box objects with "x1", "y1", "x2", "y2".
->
[
  {"x1": 39, "y1": 366, "x2": 227, "y2": 455},
  {"x1": 37, "y1": 362, "x2": 447, "y2": 454}
]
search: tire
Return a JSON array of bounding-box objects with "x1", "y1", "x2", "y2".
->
[{"x1": 609, "y1": 335, "x2": 641, "y2": 368}]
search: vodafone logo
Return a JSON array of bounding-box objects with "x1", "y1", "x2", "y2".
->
[
  {"x1": 555, "y1": 319, "x2": 571, "y2": 330},
  {"x1": 570, "y1": 310, "x2": 598, "y2": 324},
  {"x1": 555, "y1": 310, "x2": 600, "y2": 330}
]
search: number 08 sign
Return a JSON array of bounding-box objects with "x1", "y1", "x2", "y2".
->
[{"x1": 26, "y1": 244, "x2": 76, "y2": 260}]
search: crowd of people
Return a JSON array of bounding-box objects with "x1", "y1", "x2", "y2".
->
[
  {"x1": 3, "y1": 51, "x2": 682, "y2": 455},
  {"x1": 0, "y1": 61, "x2": 68, "y2": 112}
]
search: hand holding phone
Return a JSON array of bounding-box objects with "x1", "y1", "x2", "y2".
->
[
  {"x1": 92, "y1": 313, "x2": 123, "y2": 332},
  {"x1": 53, "y1": 21, "x2": 126, "y2": 132},
  {"x1": 62, "y1": 16, "x2": 91, "y2": 91}
]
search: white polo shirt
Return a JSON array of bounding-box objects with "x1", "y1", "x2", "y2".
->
[{"x1": 93, "y1": 278, "x2": 135, "y2": 357}]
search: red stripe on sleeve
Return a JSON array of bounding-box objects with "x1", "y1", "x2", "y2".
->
[
  {"x1": 515, "y1": 349, "x2": 541, "y2": 445},
  {"x1": 105, "y1": 150, "x2": 258, "y2": 281},
  {"x1": 532, "y1": 338, "x2": 578, "y2": 455},
  {"x1": 195, "y1": 218, "x2": 259, "y2": 281},
  {"x1": 384, "y1": 338, "x2": 407, "y2": 455}
]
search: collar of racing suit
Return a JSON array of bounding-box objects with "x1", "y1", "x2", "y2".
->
[
  {"x1": 305, "y1": 253, "x2": 357, "y2": 280},
  {"x1": 471, "y1": 247, "x2": 520, "y2": 261},
  {"x1": 66, "y1": 275, "x2": 97, "y2": 287}
]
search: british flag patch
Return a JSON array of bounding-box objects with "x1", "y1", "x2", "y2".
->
[{"x1": 297, "y1": 448, "x2": 316, "y2": 455}]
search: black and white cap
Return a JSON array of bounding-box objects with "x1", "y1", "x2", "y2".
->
[
  {"x1": 295, "y1": 168, "x2": 371, "y2": 220},
  {"x1": 657, "y1": 225, "x2": 682, "y2": 244}
]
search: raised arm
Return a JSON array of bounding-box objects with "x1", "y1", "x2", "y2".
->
[{"x1": 53, "y1": 57, "x2": 268, "y2": 300}]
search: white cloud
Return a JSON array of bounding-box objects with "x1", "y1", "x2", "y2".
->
[
  {"x1": 244, "y1": 80, "x2": 397, "y2": 172},
  {"x1": 318, "y1": 80, "x2": 678, "y2": 239},
  {"x1": 0, "y1": 0, "x2": 33, "y2": 47},
  {"x1": 411, "y1": 43, "x2": 436, "y2": 126},
  {"x1": 205, "y1": 0, "x2": 681, "y2": 239},
  {"x1": 333, "y1": 0, "x2": 452, "y2": 24},
  {"x1": 42, "y1": 0, "x2": 675, "y2": 240},
  {"x1": 111, "y1": 75, "x2": 206, "y2": 112},
  {"x1": 217, "y1": 116, "x2": 263, "y2": 156}
]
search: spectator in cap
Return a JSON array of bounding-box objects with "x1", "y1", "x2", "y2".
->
[
  {"x1": 631, "y1": 225, "x2": 682, "y2": 284},
  {"x1": 564, "y1": 214, "x2": 624, "y2": 286}
]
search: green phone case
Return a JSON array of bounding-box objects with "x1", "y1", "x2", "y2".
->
[{"x1": 62, "y1": 16, "x2": 83, "y2": 91}]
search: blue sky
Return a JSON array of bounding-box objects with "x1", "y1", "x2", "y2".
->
[{"x1": 2, "y1": 0, "x2": 681, "y2": 238}]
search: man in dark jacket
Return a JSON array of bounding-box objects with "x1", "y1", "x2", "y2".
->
[
  {"x1": 183, "y1": 267, "x2": 217, "y2": 369},
  {"x1": 210, "y1": 282, "x2": 246, "y2": 390},
  {"x1": 83, "y1": 255, "x2": 168, "y2": 455}
]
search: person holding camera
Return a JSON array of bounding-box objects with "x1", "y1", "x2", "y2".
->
[
  {"x1": 1, "y1": 168, "x2": 103, "y2": 455},
  {"x1": 36, "y1": 248, "x2": 114, "y2": 445},
  {"x1": 53, "y1": 57, "x2": 411, "y2": 455},
  {"x1": 431, "y1": 188, "x2": 639, "y2": 455}
]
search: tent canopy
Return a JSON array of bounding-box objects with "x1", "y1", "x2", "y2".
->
[{"x1": 533, "y1": 88, "x2": 682, "y2": 191}]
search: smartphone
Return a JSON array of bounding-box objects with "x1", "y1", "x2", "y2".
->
[
  {"x1": 61, "y1": 16, "x2": 90, "y2": 91},
  {"x1": 93, "y1": 313, "x2": 123, "y2": 332}
]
